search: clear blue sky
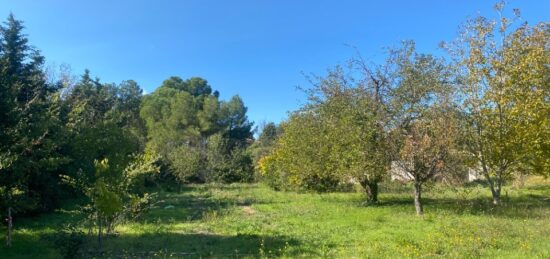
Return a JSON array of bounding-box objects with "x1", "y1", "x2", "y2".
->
[{"x1": 1, "y1": 0, "x2": 548, "y2": 124}]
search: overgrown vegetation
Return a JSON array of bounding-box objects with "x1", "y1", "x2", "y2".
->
[{"x1": 0, "y1": 1, "x2": 548, "y2": 257}]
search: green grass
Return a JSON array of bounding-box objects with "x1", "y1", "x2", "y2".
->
[{"x1": 1, "y1": 179, "x2": 549, "y2": 258}]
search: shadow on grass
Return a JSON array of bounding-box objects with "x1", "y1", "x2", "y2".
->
[
  {"x1": 371, "y1": 194, "x2": 550, "y2": 219},
  {"x1": 5, "y1": 231, "x2": 311, "y2": 259},
  {"x1": 176, "y1": 183, "x2": 261, "y2": 193},
  {"x1": 203, "y1": 183, "x2": 261, "y2": 191},
  {"x1": 524, "y1": 184, "x2": 550, "y2": 192},
  {"x1": 80, "y1": 233, "x2": 308, "y2": 258},
  {"x1": 143, "y1": 185, "x2": 271, "y2": 222},
  {"x1": 146, "y1": 193, "x2": 232, "y2": 222}
]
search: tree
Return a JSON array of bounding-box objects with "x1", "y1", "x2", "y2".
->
[
  {"x1": 140, "y1": 77, "x2": 254, "y2": 183},
  {"x1": 258, "y1": 122, "x2": 280, "y2": 146},
  {"x1": 0, "y1": 14, "x2": 64, "y2": 216},
  {"x1": 261, "y1": 110, "x2": 341, "y2": 192},
  {"x1": 86, "y1": 154, "x2": 159, "y2": 247},
  {"x1": 249, "y1": 122, "x2": 281, "y2": 171},
  {"x1": 260, "y1": 62, "x2": 394, "y2": 200},
  {"x1": 220, "y1": 95, "x2": 254, "y2": 147},
  {"x1": 116, "y1": 80, "x2": 147, "y2": 148},
  {"x1": 444, "y1": 3, "x2": 550, "y2": 204},
  {"x1": 345, "y1": 52, "x2": 396, "y2": 203},
  {"x1": 390, "y1": 41, "x2": 458, "y2": 215},
  {"x1": 260, "y1": 61, "x2": 394, "y2": 201},
  {"x1": 206, "y1": 133, "x2": 254, "y2": 183},
  {"x1": 313, "y1": 67, "x2": 391, "y2": 202},
  {"x1": 62, "y1": 71, "x2": 142, "y2": 190},
  {"x1": 506, "y1": 22, "x2": 550, "y2": 175}
]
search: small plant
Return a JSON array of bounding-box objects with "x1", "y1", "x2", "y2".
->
[{"x1": 50, "y1": 224, "x2": 86, "y2": 259}]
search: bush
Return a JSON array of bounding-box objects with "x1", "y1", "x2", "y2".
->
[
  {"x1": 206, "y1": 134, "x2": 254, "y2": 183},
  {"x1": 258, "y1": 153, "x2": 342, "y2": 192},
  {"x1": 217, "y1": 148, "x2": 254, "y2": 183},
  {"x1": 258, "y1": 155, "x2": 288, "y2": 191},
  {"x1": 125, "y1": 192, "x2": 159, "y2": 220},
  {"x1": 49, "y1": 224, "x2": 85, "y2": 259},
  {"x1": 168, "y1": 145, "x2": 204, "y2": 183}
]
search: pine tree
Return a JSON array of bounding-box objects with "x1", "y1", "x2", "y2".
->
[{"x1": 0, "y1": 14, "x2": 63, "y2": 216}]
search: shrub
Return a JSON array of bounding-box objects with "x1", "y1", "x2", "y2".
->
[
  {"x1": 50, "y1": 224, "x2": 85, "y2": 259},
  {"x1": 258, "y1": 155, "x2": 288, "y2": 191}
]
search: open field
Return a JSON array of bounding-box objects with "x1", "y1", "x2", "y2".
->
[{"x1": 1, "y1": 179, "x2": 549, "y2": 258}]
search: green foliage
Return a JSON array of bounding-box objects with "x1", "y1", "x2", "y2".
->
[
  {"x1": 168, "y1": 145, "x2": 204, "y2": 183},
  {"x1": 261, "y1": 65, "x2": 393, "y2": 197},
  {"x1": 140, "y1": 77, "x2": 254, "y2": 184},
  {"x1": 258, "y1": 122, "x2": 280, "y2": 146},
  {"x1": 257, "y1": 154, "x2": 288, "y2": 190},
  {"x1": 206, "y1": 133, "x2": 254, "y2": 183},
  {"x1": 249, "y1": 122, "x2": 282, "y2": 176},
  {"x1": 443, "y1": 3, "x2": 550, "y2": 204},
  {"x1": 62, "y1": 71, "x2": 144, "y2": 189},
  {"x1": 92, "y1": 180, "x2": 123, "y2": 220},
  {"x1": 122, "y1": 152, "x2": 161, "y2": 194},
  {"x1": 82, "y1": 154, "x2": 160, "y2": 241},
  {"x1": 86, "y1": 159, "x2": 124, "y2": 235},
  {"x1": 124, "y1": 192, "x2": 158, "y2": 220},
  {"x1": 49, "y1": 224, "x2": 85, "y2": 259},
  {"x1": 389, "y1": 41, "x2": 459, "y2": 214},
  {"x1": 220, "y1": 95, "x2": 254, "y2": 146},
  {"x1": 225, "y1": 147, "x2": 254, "y2": 183},
  {"x1": 0, "y1": 14, "x2": 65, "y2": 214},
  {"x1": 260, "y1": 111, "x2": 342, "y2": 192}
]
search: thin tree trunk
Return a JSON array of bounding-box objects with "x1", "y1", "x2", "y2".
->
[
  {"x1": 480, "y1": 160, "x2": 501, "y2": 205},
  {"x1": 414, "y1": 182, "x2": 423, "y2": 215},
  {"x1": 365, "y1": 181, "x2": 379, "y2": 203},
  {"x1": 98, "y1": 214, "x2": 103, "y2": 249},
  {"x1": 6, "y1": 207, "x2": 12, "y2": 247},
  {"x1": 360, "y1": 179, "x2": 379, "y2": 204},
  {"x1": 483, "y1": 172, "x2": 501, "y2": 205},
  {"x1": 491, "y1": 188, "x2": 501, "y2": 205},
  {"x1": 493, "y1": 175, "x2": 502, "y2": 205},
  {"x1": 491, "y1": 190, "x2": 501, "y2": 205}
]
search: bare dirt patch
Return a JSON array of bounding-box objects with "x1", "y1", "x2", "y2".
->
[{"x1": 242, "y1": 206, "x2": 256, "y2": 216}]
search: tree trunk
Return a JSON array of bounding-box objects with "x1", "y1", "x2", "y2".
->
[
  {"x1": 491, "y1": 190, "x2": 501, "y2": 205},
  {"x1": 98, "y1": 214, "x2": 103, "y2": 249},
  {"x1": 6, "y1": 207, "x2": 12, "y2": 247},
  {"x1": 492, "y1": 177, "x2": 502, "y2": 205},
  {"x1": 365, "y1": 181, "x2": 379, "y2": 203},
  {"x1": 481, "y1": 163, "x2": 502, "y2": 206},
  {"x1": 483, "y1": 172, "x2": 502, "y2": 205},
  {"x1": 360, "y1": 179, "x2": 379, "y2": 204},
  {"x1": 414, "y1": 182, "x2": 423, "y2": 215}
]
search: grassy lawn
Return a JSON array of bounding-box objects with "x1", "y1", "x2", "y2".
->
[{"x1": 1, "y1": 179, "x2": 549, "y2": 258}]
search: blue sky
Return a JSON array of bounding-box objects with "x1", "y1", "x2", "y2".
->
[{"x1": 1, "y1": 0, "x2": 548, "y2": 124}]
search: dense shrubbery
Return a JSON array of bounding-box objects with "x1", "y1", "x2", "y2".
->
[{"x1": 49, "y1": 224, "x2": 86, "y2": 259}]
